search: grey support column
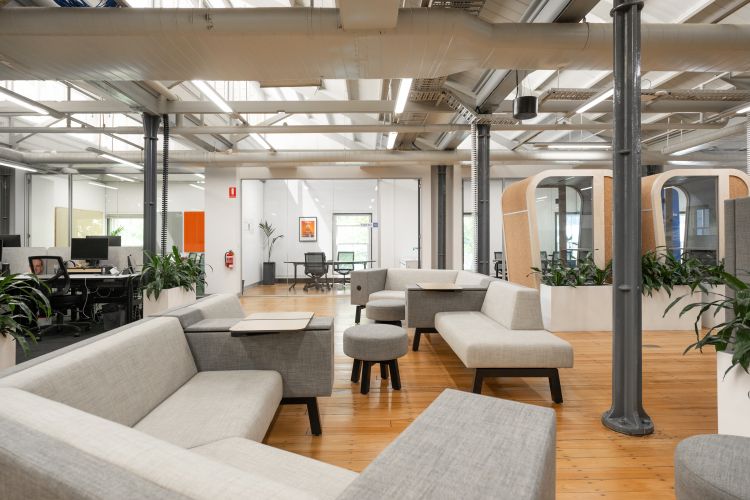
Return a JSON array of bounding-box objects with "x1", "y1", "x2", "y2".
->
[
  {"x1": 472, "y1": 123, "x2": 490, "y2": 275},
  {"x1": 142, "y1": 113, "x2": 161, "y2": 259},
  {"x1": 436, "y1": 165, "x2": 447, "y2": 269},
  {"x1": 602, "y1": 0, "x2": 653, "y2": 436}
]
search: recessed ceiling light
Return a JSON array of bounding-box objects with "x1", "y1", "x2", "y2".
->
[
  {"x1": 195, "y1": 173, "x2": 205, "y2": 179},
  {"x1": 0, "y1": 159, "x2": 37, "y2": 172},
  {"x1": 0, "y1": 87, "x2": 49, "y2": 115},
  {"x1": 89, "y1": 182, "x2": 118, "y2": 190},
  {"x1": 394, "y1": 78, "x2": 413, "y2": 115},
  {"x1": 190, "y1": 183, "x2": 205, "y2": 191},
  {"x1": 576, "y1": 88, "x2": 614, "y2": 114},
  {"x1": 387, "y1": 132, "x2": 398, "y2": 149},
  {"x1": 193, "y1": 80, "x2": 233, "y2": 114}
]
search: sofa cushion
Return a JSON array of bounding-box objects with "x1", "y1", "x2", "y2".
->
[
  {"x1": 0, "y1": 388, "x2": 314, "y2": 500},
  {"x1": 193, "y1": 438, "x2": 357, "y2": 500},
  {"x1": 435, "y1": 311, "x2": 574, "y2": 369},
  {"x1": 384, "y1": 269, "x2": 457, "y2": 291},
  {"x1": 184, "y1": 318, "x2": 240, "y2": 332},
  {"x1": 480, "y1": 281, "x2": 544, "y2": 330},
  {"x1": 135, "y1": 370, "x2": 283, "y2": 448},
  {"x1": 194, "y1": 294, "x2": 246, "y2": 319},
  {"x1": 368, "y1": 290, "x2": 406, "y2": 302},
  {"x1": 0, "y1": 317, "x2": 197, "y2": 427},
  {"x1": 454, "y1": 270, "x2": 494, "y2": 288},
  {"x1": 674, "y1": 434, "x2": 750, "y2": 500}
]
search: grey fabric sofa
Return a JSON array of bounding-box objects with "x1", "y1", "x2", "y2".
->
[
  {"x1": 674, "y1": 434, "x2": 750, "y2": 500},
  {"x1": 350, "y1": 268, "x2": 496, "y2": 323},
  {"x1": 409, "y1": 280, "x2": 574, "y2": 402}
]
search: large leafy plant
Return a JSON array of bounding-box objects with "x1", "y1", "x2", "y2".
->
[
  {"x1": 259, "y1": 221, "x2": 283, "y2": 263},
  {"x1": 141, "y1": 246, "x2": 207, "y2": 300},
  {"x1": 531, "y1": 253, "x2": 612, "y2": 287},
  {"x1": 0, "y1": 274, "x2": 51, "y2": 354},
  {"x1": 642, "y1": 249, "x2": 722, "y2": 297},
  {"x1": 680, "y1": 271, "x2": 750, "y2": 376}
]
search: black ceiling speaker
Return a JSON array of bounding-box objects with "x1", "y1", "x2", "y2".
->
[{"x1": 513, "y1": 95, "x2": 538, "y2": 120}]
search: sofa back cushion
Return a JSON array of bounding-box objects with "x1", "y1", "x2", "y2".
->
[
  {"x1": 480, "y1": 281, "x2": 543, "y2": 330},
  {"x1": 159, "y1": 294, "x2": 245, "y2": 329},
  {"x1": 0, "y1": 317, "x2": 197, "y2": 427},
  {"x1": 385, "y1": 269, "x2": 458, "y2": 291},
  {"x1": 454, "y1": 270, "x2": 496, "y2": 288}
]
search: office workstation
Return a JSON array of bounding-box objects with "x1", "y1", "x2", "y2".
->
[{"x1": 3, "y1": 2, "x2": 750, "y2": 499}]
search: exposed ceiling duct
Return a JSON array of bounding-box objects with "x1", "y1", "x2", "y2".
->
[{"x1": 1, "y1": 9, "x2": 750, "y2": 81}]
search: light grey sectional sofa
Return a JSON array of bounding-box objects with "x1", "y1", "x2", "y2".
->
[
  {"x1": 408, "y1": 280, "x2": 574, "y2": 402},
  {"x1": 674, "y1": 434, "x2": 750, "y2": 500},
  {"x1": 350, "y1": 268, "x2": 496, "y2": 323}
]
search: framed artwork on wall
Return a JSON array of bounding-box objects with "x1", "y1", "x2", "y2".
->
[{"x1": 299, "y1": 216, "x2": 318, "y2": 242}]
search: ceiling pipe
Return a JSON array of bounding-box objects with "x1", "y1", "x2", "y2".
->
[
  {"x1": 659, "y1": 121, "x2": 748, "y2": 154},
  {"x1": 2, "y1": 9, "x2": 750, "y2": 81}
]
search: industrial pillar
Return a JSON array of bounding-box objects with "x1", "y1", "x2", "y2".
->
[
  {"x1": 602, "y1": 0, "x2": 653, "y2": 436},
  {"x1": 436, "y1": 165, "x2": 447, "y2": 269},
  {"x1": 471, "y1": 123, "x2": 490, "y2": 275},
  {"x1": 142, "y1": 113, "x2": 161, "y2": 259}
]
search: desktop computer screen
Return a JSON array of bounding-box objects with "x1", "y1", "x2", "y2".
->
[
  {"x1": 86, "y1": 235, "x2": 122, "y2": 247},
  {"x1": 71, "y1": 237, "x2": 109, "y2": 265},
  {"x1": 0, "y1": 234, "x2": 22, "y2": 248}
]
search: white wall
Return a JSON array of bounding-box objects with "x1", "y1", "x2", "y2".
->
[
  {"x1": 379, "y1": 179, "x2": 419, "y2": 268},
  {"x1": 241, "y1": 180, "x2": 264, "y2": 286},
  {"x1": 105, "y1": 181, "x2": 205, "y2": 214},
  {"x1": 29, "y1": 175, "x2": 68, "y2": 247},
  {"x1": 205, "y1": 167, "x2": 242, "y2": 295},
  {"x1": 11, "y1": 170, "x2": 26, "y2": 242}
]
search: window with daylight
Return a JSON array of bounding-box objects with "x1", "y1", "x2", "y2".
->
[{"x1": 333, "y1": 213, "x2": 372, "y2": 263}]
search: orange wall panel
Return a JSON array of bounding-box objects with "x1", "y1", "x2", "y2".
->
[{"x1": 184, "y1": 211, "x2": 205, "y2": 253}]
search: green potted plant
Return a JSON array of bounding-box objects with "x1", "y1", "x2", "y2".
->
[
  {"x1": 140, "y1": 246, "x2": 206, "y2": 315},
  {"x1": 0, "y1": 274, "x2": 51, "y2": 370},
  {"x1": 259, "y1": 221, "x2": 283, "y2": 286},
  {"x1": 679, "y1": 271, "x2": 750, "y2": 437}
]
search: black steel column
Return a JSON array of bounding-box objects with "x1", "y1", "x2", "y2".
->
[
  {"x1": 602, "y1": 0, "x2": 653, "y2": 436},
  {"x1": 436, "y1": 165, "x2": 447, "y2": 269},
  {"x1": 472, "y1": 123, "x2": 490, "y2": 275},
  {"x1": 142, "y1": 113, "x2": 161, "y2": 259}
]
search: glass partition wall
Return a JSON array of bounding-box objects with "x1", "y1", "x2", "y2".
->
[
  {"x1": 241, "y1": 178, "x2": 420, "y2": 297},
  {"x1": 661, "y1": 176, "x2": 718, "y2": 264}
]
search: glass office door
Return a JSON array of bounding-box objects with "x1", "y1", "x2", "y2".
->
[{"x1": 333, "y1": 213, "x2": 372, "y2": 262}]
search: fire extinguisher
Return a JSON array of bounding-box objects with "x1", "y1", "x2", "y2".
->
[{"x1": 224, "y1": 250, "x2": 234, "y2": 269}]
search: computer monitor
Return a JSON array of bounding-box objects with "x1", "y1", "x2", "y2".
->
[
  {"x1": 0, "y1": 234, "x2": 21, "y2": 248},
  {"x1": 86, "y1": 235, "x2": 122, "y2": 247},
  {"x1": 71, "y1": 237, "x2": 109, "y2": 267}
]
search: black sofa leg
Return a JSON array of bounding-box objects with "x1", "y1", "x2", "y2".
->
[
  {"x1": 280, "y1": 397, "x2": 322, "y2": 436},
  {"x1": 351, "y1": 359, "x2": 362, "y2": 383},
  {"x1": 388, "y1": 360, "x2": 401, "y2": 390},
  {"x1": 548, "y1": 369, "x2": 563, "y2": 404},
  {"x1": 471, "y1": 368, "x2": 564, "y2": 404},
  {"x1": 412, "y1": 330, "x2": 421, "y2": 351},
  {"x1": 472, "y1": 370, "x2": 484, "y2": 394},
  {"x1": 355, "y1": 305, "x2": 364, "y2": 324},
  {"x1": 360, "y1": 361, "x2": 372, "y2": 395},
  {"x1": 380, "y1": 362, "x2": 388, "y2": 380}
]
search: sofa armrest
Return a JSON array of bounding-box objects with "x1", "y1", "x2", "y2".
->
[
  {"x1": 405, "y1": 287, "x2": 487, "y2": 329},
  {"x1": 336, "y1": 389, "x2": 556, "y2": 500},
  {"x1": 350, "y1": 268, "x2": 387, "y2": 305},
  {"x1": 184, "y1": 317, "x2": 334, "y2": 398}
]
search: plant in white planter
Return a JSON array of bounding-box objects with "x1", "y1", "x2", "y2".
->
[
  {"x1": 681, "y1": 272, "x2": 750, "y2": 437},
  {"x1": 0, "y1": 274, "x2": 51, "y2": 370},
  {"x1": 259, "y1": 221, "x2": 283, "y2": 286},
  {"x1": 140, "y1": 246, "x2": 206, "y2": 316},
  {"x1": 532, "y1": 255, "x2": 613, "y2": 332}
]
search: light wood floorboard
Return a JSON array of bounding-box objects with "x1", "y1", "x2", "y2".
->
[{"x1": 241, "y1": 289, "x2": 716, "y2": 499}]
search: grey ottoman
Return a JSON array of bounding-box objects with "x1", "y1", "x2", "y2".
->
[
  {"x1": 344, "y1": 324, "x2": 408, "y2": 395},
  {"x1": 675, "y1": 434, "x2": 750, "y2": 500},
  {"x1": 365, "y1": 299, "x2": 405, "y2": 325}
]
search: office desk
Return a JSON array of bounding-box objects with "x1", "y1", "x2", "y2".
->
[{"x1": 284, "y1": 260, "x2": 375, "y2": 290}]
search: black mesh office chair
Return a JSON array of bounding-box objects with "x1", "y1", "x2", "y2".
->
[
  {"x1": 493, "y1": 251, "x2": 504, "y2": 279},
  {"x1": 540, "y1": 251, "x2": 549, "y2": 272},
  {"x1": 303, "y1": 252, "x2": 329, "y2": 292},
  {"x1": 334, "y1": 251, "x2": 355, "y2": 289},
  {"x1": 28, "y1": 255, "x2": 90, "y2": 338}
]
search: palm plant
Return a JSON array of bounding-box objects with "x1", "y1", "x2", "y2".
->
[
  {"x1": 259, "y1": 221, "x2": 283, "y2": 262},
  {"x1": 0, "y1": 274, "x2": 51, "y2": 355},
  {"x1": 141, "y1": 246, "x2": 207, "y2": 300}
]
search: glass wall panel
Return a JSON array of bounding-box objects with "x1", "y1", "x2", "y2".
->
[
  {"x1": 29, "y1": 174, "x2": 69, "y2": 247},
  {"x1": 661, "y1": 176, "x2": 718, "y2": 263}
]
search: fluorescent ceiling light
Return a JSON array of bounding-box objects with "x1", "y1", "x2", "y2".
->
[
  {"x1": 580, "y1": 186, "x2": 593, "y2": 191},
  {"x1": 536, "y1": 196, "x2": 547, "y2": 201},
  {"x1": 106, "y1": 173, "x2": 135, "y2": 182},
  {"x1": 87, "y1": 148, "x2": 143, "y2": 170},
  {"x1": 576, "y1": 88, "x2": 614, "y2": 114},
  {"x1": 671, "y1": 144, "x2": 707, "y2": 156},
  {"x1": 394, "y1": 78, "x2": 413, "y2": 115},
  {"x1": 736, "y1": 103, "x2": 750, "y2": 114},
  {"x1": 89, "y1": 182, "x2": 118, "y2": 191},
  {"x1": 0, "y1": 159, "x2": 37, "y2": 173},
  {"x1": 250, "y1": 133, "x2": 273, "y2": 151},
  {"x1": 0, "y1": 87, "x2": 49, "y2": 115},
  {"x1": 190, "y1": 183, "x2": 205, "y2": 191},
  {"x1": 193, "y1": 80, "x2": 233, "y2": 114},
  {"x1": 194, "y1": 173, "x2": 205, "y2": 179},
  {"x1": 546, "y1": 143, "x2": 611, "y2": 150},
  {"x1": 387, "y1": 132, "x2": 398, "y2": 149}
]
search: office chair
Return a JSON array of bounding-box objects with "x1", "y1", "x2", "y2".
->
[
  {"x1": 334, "y1": 251, "x2": 355, "y2": 289},
  {"x1": 28, "y1": 255, "x2": 90, "y2": 338},
  {"x1": 540, "y1": 251, "x2": 549, "y2": 272},
  {"x1": 493, "y1": 251, "x2": 504, "y2": 279},
  {"x1": 303, "y1": 252, "x2": 329, "y2": 292}
]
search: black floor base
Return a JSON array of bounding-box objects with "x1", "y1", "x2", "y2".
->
[
  {"x1": 473, "y1": 368, "x2": 564, "y2": 404},
  {"x1": 280, "y1": 397, "x2": 322, "y2": 436}
]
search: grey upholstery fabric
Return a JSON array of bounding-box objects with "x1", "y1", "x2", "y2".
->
[
  {"x1": 365, "y1": 299, "x2": 406, "y2": 321},
  {"x1": 455, "y1": 270, "x2": 495, "y2": 287},
  {"x1": 185, "y1": 320, "x2": 334, "y2": 398},
  {"x1": 134, "y1": 370, "x2": 283, "y2": 447},
  {"x1": 481, "y1": 280, "x2": 544, "y2": 330},
  {"x1": 350, "y1": 268, "x2": 388, "y2": 305},
  {"x1": 405, "y1": 287, "x2": 487, "y2": 329},
  {"x1": 184, "y1": 318, "x2": 240, "y2": 332},
  {"x1": 158, "y1": 293, "x2": 246, "y2": 329},
  {"x1": 384, "y1": 269, "x2": 457, "y2": 291},
  {"x1": 338, "y1": 389, "x2": 556, "y2": 500},
  {"x1": 0, "y1": 415, "x2": 190, "y2": 500},
  {"x1": 161, "y1": 306, "x2": 205, "y2": 329},
  {"x1": 193, "y1": 438, "x2": 357, "y2": 499},
  {"x1": 343, "y1": 324, "x2": 408, "y2": 361},
  {"x1": 674, "y1": 434, "x2": 750, "y2": 500},
  {"x1": 0, "y1": 317, "x2": 197, "y2": 427},
  {"x1": 368, "y1": 290, "x2": 406, "y2": 302}
]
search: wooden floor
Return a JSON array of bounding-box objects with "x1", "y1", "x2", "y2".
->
[{"x1": 241, "y1": 288, "x2": 717, "y2": 499}]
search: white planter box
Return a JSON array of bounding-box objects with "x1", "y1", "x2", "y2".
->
[
  {"x1": 717, "y1": 351, "x2": 750, "y2": 438},
  {"x1": 143, "y1": 287, "x2": 196, "y2": 317},
  {"x1": 702, "y1": 284, "x2": 728, "y2": 330},
  {"x1": 0, "y1": 334, "x2": 16, "y2": 371},
  {"x1": 540, "y1": 284, "x2": 613, "y2": 332},
  {"x1": 642, "y1": 286, "x2": 698, "y2": 331}
]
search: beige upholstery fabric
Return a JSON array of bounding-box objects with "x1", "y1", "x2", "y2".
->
[
  {"x1": 0, "y1": 388, "x2": 314, "y2": 500},
  {"x1": 193, "y1": 438, "x2": 357, "y2": 499},
  {"x1": 454, "y1": 270, "x2": 491, "y2": 287},
  {"x1": 383, "y1": 269, "x2": 457, "y2": 291},
  {"x1": 135, "y1": 370, "x2": 282, "y2": 448},
  {"x1": 480, "y1": 281, "x2": 544, "y2": 330},
  {"x1": 368, "y1": 290, "x2": 406, "y2": 302},
  {"x1": 194, "y1": 294, "x2": 246, "y2": 319},
  {"x1": 365, "y1": 299, "x2": 406, "y2": 321},
  {"x1": 0, "y1": 317, "x2": 197, "y2": 427},
  {"x1": 435, "y1": 312, "x2": 574, "y2": 369}
]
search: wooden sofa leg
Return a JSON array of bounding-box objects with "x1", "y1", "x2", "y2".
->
[
  {"x1": 548, "y1": 369, "x2": 563, "y2": 404},
  {"x1": 472, "y1": 370, "x2": 484, "y2": 394},
  {"x1": 355, "y1": 305, "x2": 364, "y2": 324}
]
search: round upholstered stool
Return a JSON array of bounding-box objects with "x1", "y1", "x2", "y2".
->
[
  {"x1": 343, "y1": 324, "x2": 408, "y2": 395},
  {"x1": 365, "y1": 299, "x2": 405, "y2": 326}
]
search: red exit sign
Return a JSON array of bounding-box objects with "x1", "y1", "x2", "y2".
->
[{"x1": 228, "y1": 186, "x2": 237, "y2": 198}]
